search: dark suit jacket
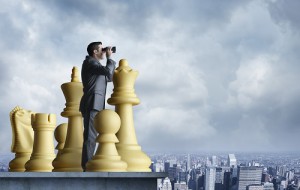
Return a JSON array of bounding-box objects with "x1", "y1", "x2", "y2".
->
[{"x1": 79, "y1": 56, "x2": 116, "y2": 114}]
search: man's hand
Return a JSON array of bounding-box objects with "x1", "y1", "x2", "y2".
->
[{"x1": 106, "y1": 46, "x2": 113, "y2": 59}]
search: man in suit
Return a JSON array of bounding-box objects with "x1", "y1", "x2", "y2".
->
[{"x1": 79, "y1": 41, "x2": 116, "y2": 170}]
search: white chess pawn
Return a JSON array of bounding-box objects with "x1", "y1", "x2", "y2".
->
[
  {"x1": 86, "y1": 109, "x2": 127, "y2": 172},
  {"x1": 54, "y1": 123, "x2": 68, "y2": 156}
]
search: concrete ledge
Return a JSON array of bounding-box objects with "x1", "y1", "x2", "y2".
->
[{"x1": 0, "y1": 172, "x2": 167, "y2": 190}]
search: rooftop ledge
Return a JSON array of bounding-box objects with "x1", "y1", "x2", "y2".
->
[
  {"x1": 0, "y1": 172, "x2": 167, "y2": 190},
  {"x1": 0, "y1": 172, "x2": 167, "y2": 178}
]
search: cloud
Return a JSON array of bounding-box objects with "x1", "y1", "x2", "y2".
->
[
  {"x1": 1, "y1": 0, "x2": 300, "y2": 155},
  {"x1": 268, "y1": 0, "x2": 300, "y2": 31}
]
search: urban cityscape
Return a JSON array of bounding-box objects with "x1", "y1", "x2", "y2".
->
[
  {"x1": 150, "y1": 152, "x2": 300, "y2": 190},
  {"x1": 1, "y1": 151, "x2": 300, "y2": 190}
]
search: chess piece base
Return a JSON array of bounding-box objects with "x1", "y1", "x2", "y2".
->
[
  {"x1": 52, "y1": 148, "x2": 83, "y2": 172},
  {"x1": 9, "y1": 153, "x2": 31, "y2": 172},
  {"x1": 86, "y1": 155, "x2": 127, "y2": 172},
  {"x1": 25, "y1": 154, "x2": 56, "y2": 172},
  {"x1": 116, "y1": 144, "x2": 151, "y2": 172}
]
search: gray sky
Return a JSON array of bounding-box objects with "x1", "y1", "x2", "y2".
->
[{"x1": 0, "y1": 0, "x2": 299, "y2": 154}]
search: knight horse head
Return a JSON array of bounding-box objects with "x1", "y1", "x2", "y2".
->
[{"x1": 10, "y1": 106, "x2": 35, "y2": 153}]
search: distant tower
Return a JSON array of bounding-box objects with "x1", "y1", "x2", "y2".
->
[
  {"x1": 228, "y1": 154, "x2": 238, "y2": 178},
  {"x1": 215, "y1": 167, "x2": 223, "y2": 190},
  {"x1": 206, "y1": 157, "x2": 211, "y2": 166},
  {"x1": 174, "y1": 181, "x2": 188, "y2": 190},
  {"x1": 263, "y1": 182, "x2": 274, "y2": 190},
  {"x1": 223, "y1": 171, "x2": 231, "y2": 190},
  {"x1": 228, "y1": 154, "x2": 237, "y2": 168},
  {"x1": 178, "y1": 170, "x2": 187, "y2": 183},
  {"x1": 162, "y1": 177, "x2": 172, "y2": 190},
  {"x1": 205, "y1": 167, "x2": 216, "y2": 190},
  {"x1": 246, "y1": 184, "x2": 263, "y2": 190},
  {"x1": 187, "y1": 154, "x2": 191, "y2": 171},
  {"x1": 237, "y1": 166, "x2": 263, "y2": 190},
  {"x1": 164, "y1": 161, "x2": 170, "y2": 173},
  {"x1": 212, "y1": 155, "x2": 217, "y2": 166}
]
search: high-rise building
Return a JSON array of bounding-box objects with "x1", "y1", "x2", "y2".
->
[
  {"x1": 150, "y1": 162, "x2": 154, "y2": 172},
  {"x1": 197, "y1": 174, "x2": 205, "y2": 190},
  {"x1": 228, "y1": 154, "x2": 237, "y2": 168},
  {"x1": 164, "y1": 161, "x2": 170, "y2": 173},
  {"x1": 237, "y1": 166, "x2": 263, "y2": 190},
  {"x1": 169, "y1": 159, "x2": 177, "y2": 167},
  {"x1": 263, "y1": 182, "x2": 274, "y2": 190},
  {"x1": 261, "y1": 173, "x2": 270, "y2": 183},
  {"x1": 187, "y1": 154, "x2": 191, "y2": 171},
  {"x1": 153, "y1": 162, "x2": 164, "y2": 172},
  {"x1": 277, "y1": 165, "x2": 287, "y2": 177},
  {"x1": 215, "y1": 167, "x2": 223, "y2": 190},
  {"x1": 161, "y1": 177, "x2": 172, "y2": 190},
  {"x1": 188, "y1": 169, "x2": 197, "y2": 190},
  {"x1": 205, "y1": 167, "x2": 216, "y2": 190},
  {"x1": 206, "y1": 157, "x2": 212, "y2": 167},
  {"x1": 267, "y1": 167, "x2": 276, "y2": 177},
  {"x1": 247, "y1": 184, "x2": 263, "y2": 190},
  {"x1": 178, "y1": 171, "x2": 187, "y2": 183},
  {"x1": 212, "y1": 156, "x2": 217, "y2": 167},
  {"x1": 215, "y1": 166, "x2": 231, "y2": 190},
  {"x1": 174, "y1": 182, "x2": 188, "y2": 190},
  {"x1": 168, "y1": 167, "x2": 177, "y2": 182},
  {"x1": 223, "y1": 171, "x2": 231, "y2": 190}
]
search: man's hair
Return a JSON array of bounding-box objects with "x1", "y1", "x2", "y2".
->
[{"x1": 87, "y1": 42, "x2": 102, "y2": 56}]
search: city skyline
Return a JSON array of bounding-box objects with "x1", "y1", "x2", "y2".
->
[
  {"x1": 151, "y1": 152, "x2": 300, "y2": 190},
  {"x1": 1, "y1": 0, "x2": 300, "y2": 154}
]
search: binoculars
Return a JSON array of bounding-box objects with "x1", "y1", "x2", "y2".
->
[{"x1": 102, "y1": 46, "x2": 116, "y2": 53}]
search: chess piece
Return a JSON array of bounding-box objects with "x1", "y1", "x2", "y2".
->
[
  {"x1": 86, "y1": 109, "x2": 127, "y2": 171},
  {"x1": 52, "y1": 67, "x2": 84, "y2": 171},
  {"x1": 9, "y1": 106, "x2": 35, "y2": 172},
  {"x1": 25, "y1": 113, "x2": 56, "y2": 172},
  {"x1": 54, "y1": 123, "x2": 68, "y2": 156},
  {"x1": 107, "y1": 59, "x2": 151, "y2": 172}
]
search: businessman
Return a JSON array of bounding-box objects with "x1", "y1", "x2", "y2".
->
[{"x1": 79, "y1": 41, "x2": 116, "y2": 170}]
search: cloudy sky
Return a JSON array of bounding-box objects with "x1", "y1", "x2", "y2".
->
[{"x1": 1, "y1": 0, "x2": 299, "y2": 154}]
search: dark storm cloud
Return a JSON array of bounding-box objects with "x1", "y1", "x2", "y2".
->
[
  {"x1": 1, "y1": 0, "x2": 300, "y2": 154},
  {"x1": 268, "y1": 0, "x2": 300, "y2": 30}
]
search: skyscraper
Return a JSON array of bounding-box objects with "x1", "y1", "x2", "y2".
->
[
  {"x1": 212, "y1": 155, "x2": 217, "y2": 167},
  {"x1": 215, "y1": 167, "x2": 223, "y2": 190},
  {"x1": 246, "y1": 184, "x2": 263, "y2": 190},
  {"x1": 228, "y1": 154, "x2": 238, "y2": 178},
  {"x1": 197, "y1": 174, "x2": 205, "y2": 190},
  {"x1": 263, "y1": 182, "x2": 274, "y2": 190},
  {"x1": 205, "y1": 167, "x2": 216, "y2": 190},
  {"x1": 237, "y1": 166, "x2": 263, "y2": 190},
  {"x1": 228, "y1": 154, "x2": 237, "y2": 168},
  {"x1": 161, "y1": 177, "x2": 172, "y2": 190},
  {"x1": 174, "y1": 182, "x2": 188, "y2": 190},
  {"x1": 164, "y1": 161, "x2": 170, "y2": 173},
  {"x1": 187, "y1": 154, "x2": 191, "y2": 171},
  {"x1": 178, "y1": 171, "x2": 187, "y2": 183},
  {"x1": 223, "y1": 171, "x2": 231, "y2": 190},
  {"x1": 188, "y1": 169, "x2": 197, "y2": 190}
]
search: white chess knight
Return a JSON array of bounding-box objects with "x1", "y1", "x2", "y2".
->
[{"x1": 9, "y1": 106, "x2": 34, "y2": 172}]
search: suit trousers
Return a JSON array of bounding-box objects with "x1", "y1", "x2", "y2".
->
[{"x1": 81, "y1": 109, "x2": 98, "y2": 170}]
